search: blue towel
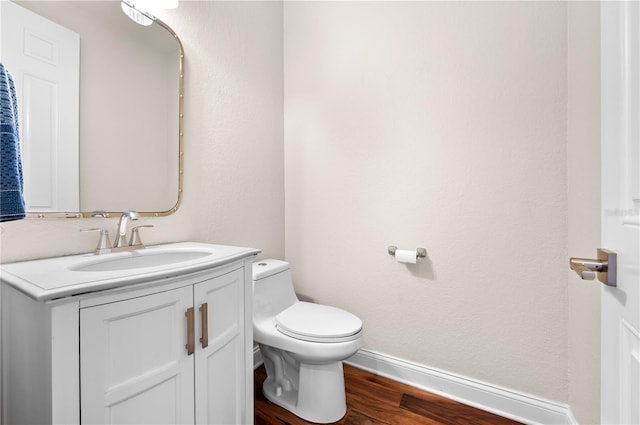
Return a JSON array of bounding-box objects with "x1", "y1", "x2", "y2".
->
[{"x1": 0, "y1": 62, "x2": 26, "y2": 222}]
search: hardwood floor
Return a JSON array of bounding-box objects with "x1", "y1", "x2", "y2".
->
[{"x1": 254, "y1": 364, "x2": 523, "y2": 425}]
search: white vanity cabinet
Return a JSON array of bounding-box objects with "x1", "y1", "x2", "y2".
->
[{"x1": 0, "y1": 242, "x2": 258, "y2": 425}]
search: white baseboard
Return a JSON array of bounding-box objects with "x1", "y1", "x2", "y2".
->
[
  {"x1": 253, "y1": 346, "x2": 572, "y2": 425},
  {"x1": 345, "y1": 349, "x2": 572, "y2": 425}
]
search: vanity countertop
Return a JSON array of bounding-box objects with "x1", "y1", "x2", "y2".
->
[{"x1": 0, "y1": 242, "x2": 260, "y2": 302}]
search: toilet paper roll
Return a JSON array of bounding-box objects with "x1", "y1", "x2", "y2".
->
[{"x1": 395, "y1": 249, "x2": 417, "y2": 264}]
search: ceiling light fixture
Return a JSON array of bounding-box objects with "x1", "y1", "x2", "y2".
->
[{"x1": 121, "y1": 0, "x2": 178, "y2": 26}]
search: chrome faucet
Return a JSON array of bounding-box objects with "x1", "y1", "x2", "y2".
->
[
  {"x1": 80, "y1": 210, "x2": 153, "y2": 255},
  {"x1": 114, "y1": 210, "x2": 140, "y2": 248}
]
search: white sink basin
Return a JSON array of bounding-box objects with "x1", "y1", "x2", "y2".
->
[
  {"x1": 69, "y1": 250, "x2": 212, "y2": 272},
  {"x1": 0, "y1": 242, "x2": 260, "y2": 301}
]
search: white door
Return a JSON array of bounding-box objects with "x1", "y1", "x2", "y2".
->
[
  {"x1": 0, "y1": 1, "x2": 79, "y2": 212},
  {"x1": 194, "y1": 268, "x2": 246, "y2": 425},
  {"x1": 80, "y1": 286, "x2": 195, "y2": 424},
  {"x1": 601, "y1": 1, "x2": 640, "y2": 424}
]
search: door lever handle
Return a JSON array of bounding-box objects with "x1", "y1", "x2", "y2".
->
[
  {"x1": 569, "y1": 259, "x2": 598, "y2": 280},
  {"x1": 570, "y1": 248, "x2": 617, "y2": 287}
]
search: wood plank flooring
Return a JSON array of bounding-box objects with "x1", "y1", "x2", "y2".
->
[{"x1": 254, "y1": 364, "x2": 523, "y2": 425}]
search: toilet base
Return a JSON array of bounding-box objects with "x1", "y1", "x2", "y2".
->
[{"x1": 262, "y1": 361, "x2": 347, "y2": 424}]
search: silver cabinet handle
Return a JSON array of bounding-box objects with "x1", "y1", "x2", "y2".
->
[
  {"x1": 186, "y1": 307, "x2": 195, "y2": 356},
  {"x1": 199, "y1": 303, "x2": 209, "y2": 349}
]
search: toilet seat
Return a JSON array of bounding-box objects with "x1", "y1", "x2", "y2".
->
[{"x1": 275, "y1": 302, "x2": 362, "y2": 343}]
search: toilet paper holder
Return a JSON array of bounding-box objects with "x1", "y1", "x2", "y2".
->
[{"x1": 388, "y1": 246, "x2": 427, "y2": 259}]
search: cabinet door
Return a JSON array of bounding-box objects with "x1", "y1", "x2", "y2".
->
[
  {"x1": 194, "y1": 268, "x2": 245, "y2": 425},
  {"x1": 80, "y1": 286, "x2": 195, "y2": 424}
]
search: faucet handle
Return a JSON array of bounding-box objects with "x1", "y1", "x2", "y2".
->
[
  {"x1": 80, "y1": 228, "x2": 112, "y2": 255},
  {"x1": 129, "y1": 225, "x2": 154, "y2": 247}
]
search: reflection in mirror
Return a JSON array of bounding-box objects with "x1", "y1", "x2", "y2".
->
[{"x1": 0, "y1": 1, "x2": 183, "y2": 217}]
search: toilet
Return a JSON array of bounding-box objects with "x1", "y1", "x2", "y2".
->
[{"x1": 252, "y1": 260, "x2": 363, "y2": 423}]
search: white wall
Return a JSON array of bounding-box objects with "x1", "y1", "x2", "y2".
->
[
  {"x1": 567, "y1": 2, "x2": 601, "y2": 424},
  {"x1": 0, "y1": 1, "x2": 285, "y2": 263},
  {"x1": 284, "y1": 1, "x2": 569, "y2": 403}
]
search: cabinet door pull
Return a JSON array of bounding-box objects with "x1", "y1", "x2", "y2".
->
[
  {"x1": 186, "y1": 307, "x2": 195, "y2": 355},
  {"x1": 199, "y1": 303, "x2": 209, "y2": 349}
]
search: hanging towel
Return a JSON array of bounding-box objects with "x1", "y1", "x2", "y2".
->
[{"x1": 0, "y1": 62, "x2": 26, "y2": 222}]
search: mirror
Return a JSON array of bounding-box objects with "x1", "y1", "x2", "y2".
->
[{"x1": 1, "y1": 1, "x2": 184, "y2": 218}]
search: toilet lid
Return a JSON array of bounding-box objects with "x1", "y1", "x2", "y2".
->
[{"x1": 275, "y1": 302, "x2": 362, "y2": 343}]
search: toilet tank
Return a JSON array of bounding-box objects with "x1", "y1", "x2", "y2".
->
[{"x1": 252, "y1": 260, "x2": 299, "y2": 318}]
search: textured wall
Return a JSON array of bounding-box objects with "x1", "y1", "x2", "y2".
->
[
  {"x1": 284, "y1": 1, "x2": 569, "y2": 402},
  {"x1": 567, "y1": 2, "x2": 601, "y2": 423},
  {"x1": 0, "y1": 1, "x2": 285, "y2": 262}
]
